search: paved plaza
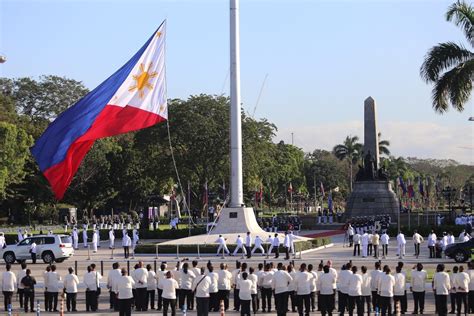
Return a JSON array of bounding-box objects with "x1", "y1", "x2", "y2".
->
[{"x1": 0, "y1": 230, "x2": 462, "y2": 315}]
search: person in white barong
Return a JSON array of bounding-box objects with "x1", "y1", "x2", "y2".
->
[
  {"x1": 397, "y1": 231, "x2": 406, "y2": 259},
  {"x1": 132, "y1": 229, "x2": 139, "y2": 250},
  {"x1": 91, "y1": 229, "x2": 98, "y2": 253},
  {"x1": 17, "y1": 229, "x2": 23, "y2": 242},
  {"x1": 95, "y1": 229, "x2": 100, "y2": 248},
  {"x1": 72, "y1": 227, "x2": 79, "y2": 250},
  {"x1": 109, "y1": 228, "x2": 115, "y2": 249},
  {"x1": 266, "y1": 235, "x2": 274, "y2": 255},
  {"x1": 216, "y1": 235, "x2": 230, "y2": 255},
  {"x1": 233, "y1": 235, "x2": 247, "y2": 256},
  {"x1": 361, "y1": 231, "x2": 369, "y2": 258},
  {"x1": 251, "y1": 236, "x2": 265, "y2": 256},
  {"x1": 82, "y1": 228, "x2": 88, "y2": 248}
]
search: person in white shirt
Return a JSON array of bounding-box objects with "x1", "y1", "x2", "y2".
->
[
  {"x1": 217, "y1": 263, "x2": 233, "y2": 311},
  {"x1": 132, "y1": 261, "x2": 148, "y2": 311},
  {"x1": 17, "y1": 262, "x2": 27, "y2": 309},
  {"x1": 317, "y1": 265, "x2": 336, "y2": 316},
  {"x1": 245, "y1": 232, "x2": 253, "y2": 258},
  {"x1": 455, "y1": 265, "x2": 470, "y2": 315},
  {"x1": 361, "y1": 231, "x2": 369, "y2": 258},
  {"x1": 45, "y1": 264, "x2": 61, "y2": 312},
  {"x1": 64, "y1": 267, "x2": 79, "y2": 312},
  {"x1": 238, "y1": 272, "x2": 252, "y2": 316},
  {"x1": 132, "y1": 229, "x2": 139, "y2": 251},
  {"x1": 412, "y1": 230, "x2": 424, "y2": 258},
  {"x1": 370, "y1": 261, "x2": 383, "y2": 313},
  {"x1": 251, "y1": 236, "x2": 265, "y2": 256},
  {"x1": 122, "y1": 231, "x2": 131, "y2": 259},
  {"x1": 192, "y1": 267, "x2": 211, "y2": 316},
  {"x1": 410, "y1": 263, "x2": 427, "y2": 314},
  {"x1": 260, "y1": 263, "x2": 274, "y2": 312},
  {"x1": 428, "y1": 230, "x2": 437, "y2": 258},
  {"x1": 360, "y1": 266, "x2": 372, "y2": 315},
  {"x1": 467, "y1": 262, "x2": 474, "y2": 314},
  {"x1": 307, "y1": 263, "x2": 319, "y2": 312},
  {"x1": 107, "y1": 262, "x2": 122, "y2": 311},
  {"x1": 294, "y1": 263, "x2": 313, "y2": 316},
  {"x1": 266, "y1": 235, "x2": 274, "y2": 256},
  {"x1": 450, "y1": 266, "x2": 458, "y2": 314},
  {"x1": 433, "y1": 263, "x2": 450, "y2": 316},
  {"x1": 289, "y1": 231, "x2": 296, "y2": 255},
  {"x1": 380, "y1": 232, "x2": 389, "y2": 258},
  {"x1": 233, "y1": 235, "x2": 247, "y2": 256},
  {"x1": 71, "y1": 227, "x2": 78, "y2": 250},
  {"x1": 83, "y1": 264, "x2": 102, "y2": 312},
  {"x1": 115, "y1": 268, "x2": 135, "y2": 316},
  {"x1": 272, "y1": 263, "x2": 293, "y2": 316},
  {"x1": 458, "y1": 230, "x2": 466, "y2": 242},
  {"x1": 216, "y1": 235, "x2": 230, "y2": 256},
  {"x1": 283, "y1": 232, "x2": 292, "y2": 260},
  {"x1": 178, "y1": 262, "x2": 196, "y2": 311},
  {"x1": 208, "y1": 265, "x2": 219, "y2": 312},
  {"x1": 287, "y1": 264, "x2": 297, "y2": 313},
  {"x1": 247, "y1": 267, "x2": 258, "y2": 314},
  {"x1": 109, "y1": 228, "x2": 115, "y2": 249},
  {"x1": 2, "y1": 264, "x2": 16, "y2": 311},
  {"x1": 353, "y1": 232, "x2": 361, "y2": 256},
  {"x1": 17, "y1": 229, "x2": 23, "y2": 242},
  {"x1": 347, "y1": 266, "x2": 363, "y2": 316},
  {"x1": 448, "y1": 232, "x2": 455, "y2": 245},
  {"x1": 393, "y1": 266, "x2": 406, "y2": 315},
  {"x1": 91, "y1": 229, "x2": 98, "y2": 253},
  {"x1": 377, "y1": 266, "x2": 395, "y2": 316},
  {"x1": 272, "y1": 233, "x2": 281, "y2": 258},
  {"x1": 145, "y1": 264, "x2": 157, "y2": 310},
  {"x1": 396, "y1": 232, "x2": 406, "y2": 259},
  {"x1": 157, "y1": 263, "x2": 168, "y2": 311},
  {"x1": 338, "y1": 263, "x2": 353, "y2": 315},
  {"x1": 82, "y1": 227, "x2": 88, "y2": 248},
  {"x1": 347, "y1": 224, "x2": 355, "y2": 247},
  {"x1": 0, "y1": 233, "x2": 5, "y2": 249}
]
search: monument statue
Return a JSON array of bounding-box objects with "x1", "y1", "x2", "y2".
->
[{"x1": 345, "y1": 97, "x2": 399, "y2": 221}]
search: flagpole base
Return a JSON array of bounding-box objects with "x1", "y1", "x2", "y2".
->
[{"x1": 210, "y1": 207, "x2": 267, "y2": 235}]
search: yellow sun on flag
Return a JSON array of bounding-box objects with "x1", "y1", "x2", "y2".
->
[{"x1": 128, "y1": 62, "x2": 158, "y2": 99}]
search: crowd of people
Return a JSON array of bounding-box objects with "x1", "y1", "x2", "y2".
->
[
  {"x1": 258, "y1": 215, "x2": 302, "y2": 233},
  {"x1": 2, "y1": 259, "x2": 474, "y2": 315}
]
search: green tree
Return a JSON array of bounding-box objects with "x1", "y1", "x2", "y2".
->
[
  {"x1": 420, "y1": 0, "x2": 474, "y2": 113},
  {"x1": 333, "y1": 135, "x2": 363, "y2": 191},
  {"x1": 378, "y1": 132, "x2": 391, "y2": 156},
  {"x1": 0, "y1": 122, "x2": 33, "y2": 199}
]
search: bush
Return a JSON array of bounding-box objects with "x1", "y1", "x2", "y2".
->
[{"x1": 134, "y1": 237, "x2": 331, "y2": 254}]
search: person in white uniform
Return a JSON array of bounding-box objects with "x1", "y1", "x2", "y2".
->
[
  {"x1": 216, "y1": 235, "x2": 230, "y2": 256},
  {"x1": 361, "y1": 231, "x2": 369, "y2": 258},
  {"x1": 2, "y1": 264, "x2": 16, "y2": 311},
  {"x1": 132, "y1": 229, "x2": 139, "y2": 251},
  {"x1": 266, "y1": 235, "x2": 274, "y2": 256},
  {"x1": 410, "y1": 263, "x2": 427, "y2": 314},
  {"x1": 233, "y1": 235, "x2": 247, "y2": 256},
  {"x1": 396, "y1": 232, "x2": 406, "y2": 259},
  {"x1": 91, "y1": 230, "x2": 98, "y2": 253},
  {"x1": 433, "y1": 263, "x2": 450, "y2": 316},
  {"x1": 294, "y1": 263, "x2": 313, "y2": 316},
  {"x1": 347, "y1": 265, "x2": 363, "y2": 316},
  {"x1": 109, "y1": 228, "x2": 115, "y2": 249},
  {"x1": 72, "y1": 227, "x2": 79, "y2": 250},
  {"x1": 251, "y1": 236, "x2": 265, "y2": 256},
  {"x1": 245, "y1": 232, "x2": 253, "y2": 258},
  {"x1": 428, "y1": 230, "x2": 437, "y2": 258},
  {"x1": 64, "y1": 267, "x2": 79, "y2": 312},
  {"x1": 115, "y1": 268, "x2": 135, "y2": 316},
  {"x1": 107, "y1": 262, "x2": 122, "y2": 311},
  {"x1": 82, "y1": 227, "x2": 88, "y2": 248},
  {"x1": 0, "y1": 233, "x2": 6, "y2": 249},
  {"x1": 412, "y1": 230, "x2": 424, "y2": 259},
  {"x1": 272, "y1": 234, "x2": 281, "y2": 258},
  {"x1": 380, "y1": 232, "x2": 389, "y2": 258}
]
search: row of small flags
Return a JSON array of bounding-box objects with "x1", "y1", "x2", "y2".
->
[{"x1": 397, "y1": 176, "x2": 443, "y2": 199}]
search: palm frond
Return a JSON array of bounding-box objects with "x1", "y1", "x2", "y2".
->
[
  {"x1": 448, "y1": 59, "x2": 474, "y2": 111},
  {"x1": 446, "y1": 0, "x2": 474, "y2": 46},
  {"x1": 420, "y1": 42, "x2": 473, "y2": 83}
]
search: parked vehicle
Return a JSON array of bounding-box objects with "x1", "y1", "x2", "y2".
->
[
  {"x1": 445, "y1": 238, "x2": 474, "y2": 262},
  {"x1": 0, "y1": 234, "x2": 74, "y2": 264}
]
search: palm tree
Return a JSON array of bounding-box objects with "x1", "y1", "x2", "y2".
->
[
  {"x1": 333, "y1": 135, "x2": 363, "y2": 191},
  {"x1": 378, "y1": 132, "x2": 391, "y2": 156},
  {"x1": 420, "y1": 0, "x2": 474, "y2": 113}
]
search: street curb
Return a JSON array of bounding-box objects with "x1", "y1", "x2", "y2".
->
[{"x1": 300, "y1": 243, "x2": 334, "y2": 255}]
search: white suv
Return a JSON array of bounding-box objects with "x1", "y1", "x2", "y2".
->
[{"x1": 0, "y1": 234, "x2": 74, "y2": 264}]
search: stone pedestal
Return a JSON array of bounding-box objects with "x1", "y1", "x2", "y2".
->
[
  {"x1": 345, "y1": 181, "x2": 399, "y2": 220},
  {"x1": 211, "y1": 207, "x2": 267, "y2": 235}
]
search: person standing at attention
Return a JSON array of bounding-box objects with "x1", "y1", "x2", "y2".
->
[
  {"x1": 64, "y1": 267, "x2": 79, "y2": 312},
  {"x1": 2, "y1": 264, "x2": 16, "y2": 311},
  {"x1": 433, "y1": 263, "x2": 450, "y2": 316}
]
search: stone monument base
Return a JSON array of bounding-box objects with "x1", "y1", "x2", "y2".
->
[
  {"x1": 211, "y1": 207, "x2": 267, "y2": 235},
  {"x1": 345, "y1": 181, "x2": 399, "y2": 220}
]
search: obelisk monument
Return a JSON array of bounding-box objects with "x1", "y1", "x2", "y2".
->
[{"x1": 345, "y1": 97, "x2": 399, "y2": 221}]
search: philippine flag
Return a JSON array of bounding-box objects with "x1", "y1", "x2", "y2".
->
[{"x1": 31, "y1": 21, "x2": 167, "y2": 200}]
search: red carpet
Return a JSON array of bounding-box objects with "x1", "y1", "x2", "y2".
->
[{"x1": 303, "y1": 229, "x2": 345, "y2": 238}]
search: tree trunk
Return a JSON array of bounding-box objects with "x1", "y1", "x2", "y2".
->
[{"x1": 349, "y1": 161, "x2": 353, "y2": 192}]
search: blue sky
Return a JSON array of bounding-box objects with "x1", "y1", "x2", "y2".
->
[{"x1": 1, "y1": 0, "x2": 473, "y2": 164}]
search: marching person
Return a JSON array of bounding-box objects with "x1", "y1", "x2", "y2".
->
[
  {"x1": 17, "y1": 262, "x2": 27, "y2": 309},
  {"x1": 192, "y1": 267, "x2": 211, "y2": 316},
  {"x1": 64, "y1": 267, "x2": 79, "y2": 312},
  {"x1": 380, "y1": 231, "x2": 389, "y2": 259},
  {"x1": 147, "y1": 264, "x2": 157, "y2": 310},
  {"x1": 245, "y1": 232, "x2": 252, "y2": 259},
  {"x1": 216, "y1": 235, "x2": 230, "y2": 256},
  {"x1": 107, "y1": 262, "x2": 121, "y2": 311},
  {"x1": 115, "y1": 268, "x2": 135, "y2": 316},
  {"x1": 412, "y1": 230, "x2": 424, "y2": 259},
  {"x1": 20, "y1": 268, "x2": 36, "y2": 313},
  {"x1": 396, "y1": 231, "x2": 406, "y2": 259},
  {"x1": 109, "y1": 228, "x2": 115, "y2": 249},
  {"x1": 72, "y1": 227, "x2": 79, "y2": 249},
  {"x1": 217, "y1": 263, "x2": 232, "y2": 311},
  {"x1": 2, "y1": 264, "x2": 16, "y2": 311},
  {"x1": 433, "y1": 264, "x2": 450, "y2": 316},
  {"x1": 317, "y1": 265, "x2": 336, "y2": 316},
  {"x1": 410, "y1": 263, "x2": 427, "y2": 315},
  {"x1": 122, "y1": 231, "x2": 131, "y2": 259},
  {"x1": 233, "y1": 235, "x2": 247, "y2": 257},
  {"x1": 251, "y1": 236, "x2": 265, "y2": 256}
]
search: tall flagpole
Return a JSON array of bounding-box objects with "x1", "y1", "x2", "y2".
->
[{"x1": 230, "y1": 0, "x2": 244, "y2": 208}]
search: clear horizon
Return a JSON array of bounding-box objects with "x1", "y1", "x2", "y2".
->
[{"x1": 1, "y1": 0, "x2": 473, "y2": 164}]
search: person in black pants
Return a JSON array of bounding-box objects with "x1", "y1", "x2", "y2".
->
[
  {"x1": 17, "y1": 262, "x2": 27, "y2": 309},
  {"x1": 157, "y1": 263, "x2": 167, "y2": 311},
  {"x1": 20, "y1": 269, "x2": 36, "y2": 313},
  {"x1": 2, "y1": 264, "x2": 14, "y2": 312},
  {"x1": 233, "y1": 261, "x2": 242, "y2": 311}
]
